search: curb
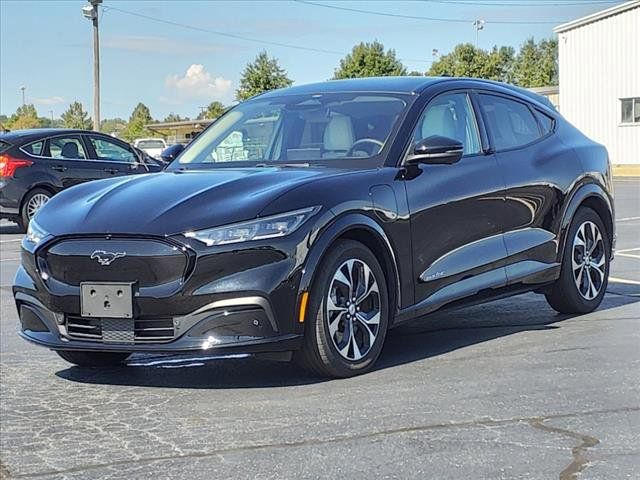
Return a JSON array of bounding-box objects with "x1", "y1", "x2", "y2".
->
[{"x1": 612, "y1": 165, "x2": 640, "y2": 178}]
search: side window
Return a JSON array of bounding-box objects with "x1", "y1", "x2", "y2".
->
[
  {"x1": 22, "y1": 140, "x2": 44, "y2": 156},
  {"x1": 88, "y1": 136, "x2": 136, "y2": 163},
  {"x1": 479, "y1": 94, "x2": 540, "y2": 150},
  {"x1": 46, "y1": 137, "x2": 87, "y2": 159},
  {"x1": 413, "y1": 92, "x2": 481, "y2": 155},
  {"x1": 535, "y1": 110, "x2": 555, "y2": 135}
]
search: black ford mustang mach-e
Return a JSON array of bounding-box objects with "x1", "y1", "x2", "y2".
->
[{"x1": 14, "y1": 77, "x2": 614, "y2": 377}]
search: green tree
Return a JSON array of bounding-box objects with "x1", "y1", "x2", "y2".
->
[
  {"x1": 512, "y1": 38, "x2": 558, "y2": 87},
  {"x1": 236, "y1": 51, "x2": 293, "y2": 102},
  {"x1": 197, "y1": 101, "x2": 226, "y2": 120},
  {"x1": 61, "y1": 101, "x2": 92, "y2": 130},
  {"x1": 334, "y1": 41, "x2": 407, "y2": 79},
  {"x1": 427, "y1": 43, "x2": 513, "y2": 82},
  {"x1": 7, "y1": 104, "x2": 41, "y2": 130},
  {"x1": 101, "y1": 118, "x2": 127, "y2": 135},
  {"x1": 121, "y1": 103, "x2": 153, "y2": 141},
  {"x1": 163, "y1": 113, "x2": 187, "y2": 123}
]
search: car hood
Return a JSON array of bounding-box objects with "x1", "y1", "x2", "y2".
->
[{"x1": 36, "y1": 167, "x2": 343, "y2": 236}]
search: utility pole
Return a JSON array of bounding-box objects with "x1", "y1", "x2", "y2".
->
[
  {"x1": 20, "y1": 86, "x2": 26, "y2": 106},
  {"x1": 473, "y1": 19, "x2": 485, "y2": 48},
  {"x1": 49, "y1": 110, "x2": 54, "y2": 122},
  {"x1": 82, "y1": 0, "x2": 102, "y2": 131}
]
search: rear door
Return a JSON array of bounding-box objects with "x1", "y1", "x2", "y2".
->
[
  {"x1": 84, "y1": 134, "x2": 147, "y2": 177},
  {"x1": 404, "y1": 90, "x2": 507, "y2": 313},
  {"x1": 43, "y1": 135, "x2": 104, "y2": 187},
  {"x1": 476, "y1": 92, "x2": 580, "y2": 284}
]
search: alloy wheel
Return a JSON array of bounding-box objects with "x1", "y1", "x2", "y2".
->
[
  {"x1": 572, "y1": 220, "x2": 606, "y2": 300},
  {"x1": 26, "y1": 193, "x2": 50, "y2": 220},
  {"x1": 326, "y1": 258, "x2": 381, "y2": 361}
]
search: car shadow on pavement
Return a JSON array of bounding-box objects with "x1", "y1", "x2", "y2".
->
[
  {"x1": 56, "y1": 292, "x2": 638, "y2": 389},
  {"x1": 0, "y1": 222, "x2": 22, "y2": 234}
]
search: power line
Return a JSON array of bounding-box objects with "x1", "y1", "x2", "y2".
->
[
  {"x1": 101, "y1": 5, "x2": 433, "y2": 64},
  {"x1": 295, "y1": 0, "x2": 589, "y2": 24},
  {"x1": 102, "y1": 5, "x2": 345, "y2": 56},
  {"x1": 424, "y1": 0, "x2": 620, "y2": 5}
]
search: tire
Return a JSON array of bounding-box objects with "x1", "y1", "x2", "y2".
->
[
  {"x1": 296, "y1": 240, "x2": 389, "y2": 378},
  {"x1": 56, "y1": 350, "x2": 130, "y2": 367},
  {"x1": 545, "y1": 207, "x2": 610, "y2": 314},
  {"x1": 21, "y1": 188, "x2": 52, "y2": 227}
]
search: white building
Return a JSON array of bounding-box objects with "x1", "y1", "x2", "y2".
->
[{"x1": 555, "y1": 1, "x2": 639, "y2": 167}]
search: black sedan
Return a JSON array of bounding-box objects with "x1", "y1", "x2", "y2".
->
[
  {"x1": 13, "y1": 77, "x2": 614, "y2": 377},
  {"x1": 0, "y1": 128, "x2": 164, "y2": 228}
]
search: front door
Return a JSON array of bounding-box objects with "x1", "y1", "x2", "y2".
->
[
  {"x1": 84, "y1": 134, "x2": 146, "y2": 178},
  {"x1": 404, "y1": 91, "x2": 507, "y2": 313}
]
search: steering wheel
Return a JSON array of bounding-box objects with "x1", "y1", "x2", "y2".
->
[{"x1": 346, "y1": 138, "x2": 385, "y2": 157}]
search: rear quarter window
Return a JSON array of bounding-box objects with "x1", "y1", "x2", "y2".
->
[
  {"x1": 21, "y1": 140, "x2": 45, "y2": 156},
  {"x1": 535, "y1": 110, "x2": 555, "y2": 135},
  {"x1": 479, "y1": 94, "x2": 541, "y2": 151}
]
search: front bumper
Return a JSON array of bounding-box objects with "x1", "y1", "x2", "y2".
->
[
  {"x1": 16, "y1": 289, "x2": 302, "y2": 354},
  {"x1": 13, "y1": 229, "x2": 310, "y2": 354}
]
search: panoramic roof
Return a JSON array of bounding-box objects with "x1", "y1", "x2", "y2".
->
[{"x1": 258, "y1": 76, "x2": 448, "y2": 98}]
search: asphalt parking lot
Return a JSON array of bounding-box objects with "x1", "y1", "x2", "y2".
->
[{"x1": 0, "y1": 179, "x2": 638, "y2": 480}]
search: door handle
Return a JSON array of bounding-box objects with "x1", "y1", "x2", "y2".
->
[
  {"x1": 51, "y1": 165, "x2": 67, "y2": 172},
  {"x1": 103, "y1": 168, "x2": 119, "y2": 174}
]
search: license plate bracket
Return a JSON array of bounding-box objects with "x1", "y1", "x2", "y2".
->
[{"x1": 80, "y1": 282, "x2": 134, "y2": 319}]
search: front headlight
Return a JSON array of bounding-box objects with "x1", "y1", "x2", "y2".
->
[
  {"x1": 25, "y1": 220, "x2": 50, "y2": 247},
  {"x1": 184, "y1": 206, "x2": 320, "y2": 247}
]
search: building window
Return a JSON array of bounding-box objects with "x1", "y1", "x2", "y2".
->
[{"x1": 621, "y1": 98, "x2": 640, "y2": 124}]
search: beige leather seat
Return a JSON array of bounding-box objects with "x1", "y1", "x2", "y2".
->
[{"x1": 322, "y1": 114, "x2": 355, "y2": 158}]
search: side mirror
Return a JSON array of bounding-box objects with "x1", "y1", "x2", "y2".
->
[
  {"x1": 407, "y1": 135, "x2": 464, "y2": 165},
  {"x1": 160, "y1": 143, "x2": 185, "y2": 163}
]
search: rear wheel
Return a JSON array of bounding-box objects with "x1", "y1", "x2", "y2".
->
[
  {"x1": 56, "y1": 351, "x2": 130, "y2": 367},
  {"x1": 545, "y1": 207, "x2": 610, "y2": 314},
  {"x1": 296, "y1": 240, "x2": 389, "y2": 378},
  {"x1": 21, "y1": 188, "x2": 51, "y2": 227}
]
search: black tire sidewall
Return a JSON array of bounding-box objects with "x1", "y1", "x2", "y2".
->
[{"x1": 304, "y1": 240, "x2": 389, "y2": 377}]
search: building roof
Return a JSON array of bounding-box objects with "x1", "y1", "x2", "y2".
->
[
  {"x1": 145, "y1": 119, "x2": 213, "y2": 130},
  {"x1": 554, "y1": 0, "x2": 639, "y2": 33}
]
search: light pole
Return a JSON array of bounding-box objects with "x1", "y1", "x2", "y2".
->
[
  {"x1": 473, "y1": 19, "x2": 485, "y2": 48},
  {"x1": 20, "y1": 86, "x2": 26, "y2": 106},
  {"x1": 49, "y1": 110, "x2": 54, "y2": 123},
  {"x1": 82, "y1": 0, "x2": 102, "y2": 131}
]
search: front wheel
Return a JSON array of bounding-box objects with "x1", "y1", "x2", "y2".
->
[
  {"x1": 56, "y1": 351, "x2": 130, "y2": 367},
  {"x1": 296, "y1": 240, "x2": 389, "y2": 378},
  {"x1": 545, "y1": 207, "x2": 610, "y2": 314}
]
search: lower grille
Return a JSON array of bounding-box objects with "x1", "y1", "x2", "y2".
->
[{"x1": 65, "y1": 316, "x2": 175, "y2": 344}]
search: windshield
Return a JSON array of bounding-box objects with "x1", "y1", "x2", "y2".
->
[
  {"x1": 174, "y1": 92, "x2": 410, "y2": 167},
  {"x1": 138, "y1": 140, "x2": 165, "y2": 149}
]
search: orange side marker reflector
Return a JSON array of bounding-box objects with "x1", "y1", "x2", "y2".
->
[{"x1": 298, "y1": 291, "x2": 309, "y2": 323}]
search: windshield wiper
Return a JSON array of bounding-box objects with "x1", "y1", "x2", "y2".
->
[{"x1": 255, "y1": 162, "x2": 310, "y2": 168}]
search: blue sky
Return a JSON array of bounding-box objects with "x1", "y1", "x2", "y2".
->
[{"x1": 0, "y1": 0, "x2": 624, "y2": 121}]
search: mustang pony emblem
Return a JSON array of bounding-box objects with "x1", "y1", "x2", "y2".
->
[{"x1": 90, "y1": 250, "x2": 126, "y2": 266}]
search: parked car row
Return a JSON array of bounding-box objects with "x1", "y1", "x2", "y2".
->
[{"x1": 0, "y1": 129, "x2": 166, "y2": 228}]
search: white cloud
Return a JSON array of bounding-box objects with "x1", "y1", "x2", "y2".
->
[
  {"x1": 165, "y1": 64, "x2": 232, "y2": 100},
  {"x1": 31, "y1": 96, "x2": 64, "y2": 106}
]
